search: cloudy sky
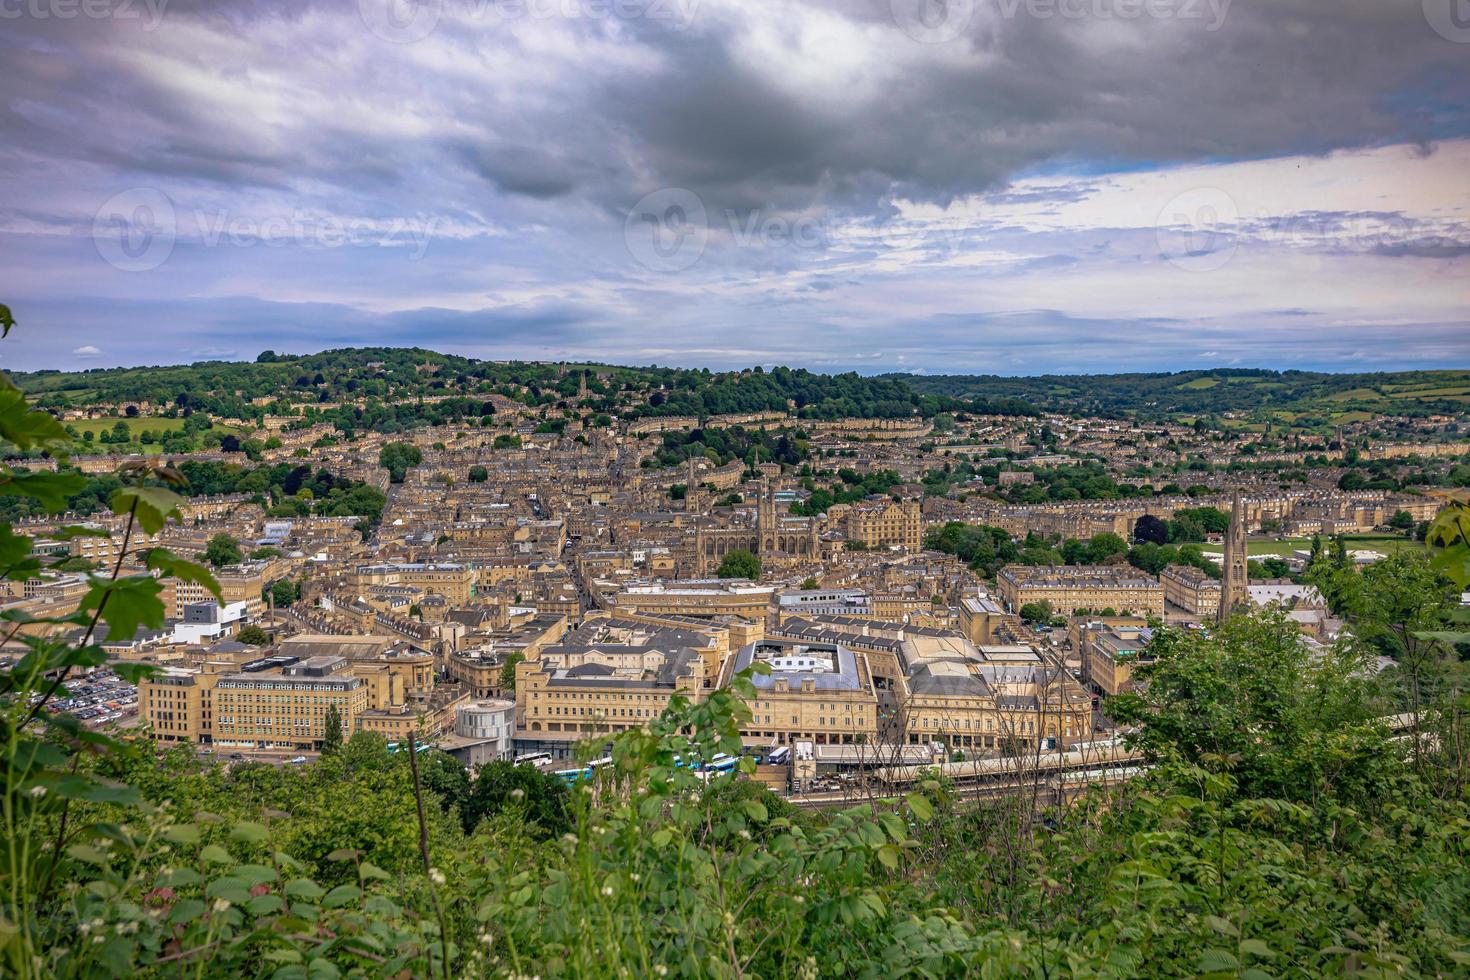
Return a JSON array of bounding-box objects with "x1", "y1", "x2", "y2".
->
[{"x1": 2, "y1": 0, "x2": 1468, "y2": 374}]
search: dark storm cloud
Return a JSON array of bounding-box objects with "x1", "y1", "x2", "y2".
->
[
  {"x1": 0, "y1": 0, "x2": 1465, "y2": 374},
  {"x1": 4, "y1": 0, "x2": 1463, "y2": 220}
]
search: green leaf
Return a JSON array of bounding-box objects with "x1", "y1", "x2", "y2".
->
[
  {"x1": 0, "y1": 469, "x2": 87, "y2": 513},
  {"x1": 358, "y1": 861, "x2": 392, "y2": 881},
  {"x1": 876, "y1": 844, "x2": 900, "y2": 869},
  {"x1": 1199, "y1": 948, "x2": 1239, "y2": 972},
  {"x1": 878, "y1": 812, "x2": 907, "y2": 842},
  {"x1": 285, "y1": 878, "x2": 326, "y2": 901},
  {"x1": 1238, "y1": 939, "x2": 1273, "y2": 959},
  {"x1": 742, "y1": 800, "x2": 768, "y2": 823},
  {"x1": 230, "y1": 821, "x2": 270, "y2": 845},
  {"x1": 169, "y1": 898, "x2": 206, "y2": 924},
  {"x1": 322, "y1": 884, "x2": 361, "y2": 908},
  {"x1": 110, "y1": 661, "x2": 160, "y2": 685},
  {"x1": 1203, "y1": 914, "x2": 1238, "y2": 937},
  {"x1": 145, "y1": 548, "x2": 221, "y2": 599},
  {"x1": 77, "y1": 574, "x2": 165, "y2": 642},
  {"x1": 110, "y1": 486, "x2": 185, "y2": 535},
  {"x1": 200, "y1": 844, "x2": 232, "y2": 864},
  {"x1": 905, "y1": 793, "x2": 934, "y2": 822},
  {"x1": 0, "y1": 388, "x2": 72, "y2": 451}
]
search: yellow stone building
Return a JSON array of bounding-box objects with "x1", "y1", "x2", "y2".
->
[
  {"x1": 995, "y1": 565, "x2": 1164, "y2": 618},
  {"x1": 1159, "y1": 564, "x2": 1220, "y2": 618},
  {"x1": 720, "y1": 638, "x2": 880, "y2": 747},
  {"x1": 845, "y1": 499, "x2": 923, "y2": 551}
]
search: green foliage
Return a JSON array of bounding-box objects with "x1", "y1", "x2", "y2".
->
[
  {"x1": 236, "y1": 624, "x2": 270, "y2": 646},
  {"x1": 204, "y1": 532, "x2": 242, "y2": 568},
  {"x1": 269, "y1": 578, "x2": 299, "y2": 609},
  {"x1": 378, "y1": 441, "x2": 423, "y2": 483},
  {"x1": 789, "y1": 469, "x2": 900, "y2": 515},
  {"x1": 715, "y1": 548, "x2": 760, "y2": 580},
  {"x1": 322, "y1": 705, "x2": 343, "y2": 756},
  {"x1": 924, "y1": 521, "x2": 1019, "y2": 576},
  {"x1": 467, "y1": 464, "x2": 488, "y2": 483},
  {"x1": 1427, "y1": 491, "x2": 1470, "y2": 590},
  {"x1": 497, "y1": 651, "x2": 524, "y2": 694},
  {"x1": 1018, "y1": 600, "x2": 1053, "y2": 624}
]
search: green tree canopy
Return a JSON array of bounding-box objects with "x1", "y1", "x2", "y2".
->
[{"x1": 715, "y1": 548, "x2": 761, "y2": 580}]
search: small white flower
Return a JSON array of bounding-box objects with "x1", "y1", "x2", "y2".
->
[
  {"x1": 600, "y1": 885, "x2": 614, "y2": 897},
  {"x1": 629, "y1": 873, "x2": 640, "y2": 882},
  {"x1": 212, "y1": 899, "x2": 231, "y2": 913},
  {"x1": 510, "y1": 788, "x2": 525, "y2": 800},
  {"x1": 561, "y1": 833, "x2": 578, "y2": 845},
  {"x1": 429, "y1": 868, "x2": 446, "y2": 885},
  {"x1": 28, "y1": 785, "x2": 46, "y2": 798},
  {"x1": 738, "y1": 829, "x2": 751, "y2": 840},
  {"x1": 655, "y1": 966, "x2": 668, "y2": 977}
]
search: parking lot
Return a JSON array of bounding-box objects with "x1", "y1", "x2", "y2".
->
[{"x1": 54, "y1": 668, "x2": 138, "y2": 727}]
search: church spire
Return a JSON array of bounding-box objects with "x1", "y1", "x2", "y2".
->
[{"x1": 1218, "y1": 491, "x2": 1249, "y2": 624}]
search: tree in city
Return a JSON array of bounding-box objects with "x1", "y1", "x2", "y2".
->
[
  {"x1": 378, "y1": 441, "x2": 423, "y2": 483},
  {"x1": 237, "y1": 624, "x2": 270, "y2": 646},
  {"x1": 468, "y1": 465, "x2": 488, "y2": 483},
  {"x1": 1086, "y1": 532, "x2": 1129, "y2": 563},
  {"x1": 322, "y1": 704, "x2": 344, "y2": 755},
  {"x1": 498, "y1": 652, "x2": 525, "y2": 694},
  {"x1": 204, "y1": 532, "x2": 242, "y2": 568},
  {"x1": 461, "y1": 761, "x2": 570, "y2": 838},
  {"x1": 1133, "y1": 514, "x2": 1169, "y2": 545},
  {"x1": 1019, "y1": 600, "x2": 1053, "y2": 624},
  {"x1": 716, "y1": 548, "x2": 761, "y2": 580},
  {"x1": 269, "y1": 578, "x2": 299, "y2": 608}
]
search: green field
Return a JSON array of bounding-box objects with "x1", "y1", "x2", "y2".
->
[
  {"x1": 65, "y1": 416, "x2": 189, "y2": 437},
  {"x1": 1243, "y1": 535, "x2": 1424, "y2": 558},
  {"x1": 1323, "y1": 387, "x2": 1381, "y2": 401}
]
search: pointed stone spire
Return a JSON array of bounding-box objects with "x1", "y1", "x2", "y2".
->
[{"x1": 1218, "y1": 490, "x2": 1249, "y2": 624}]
